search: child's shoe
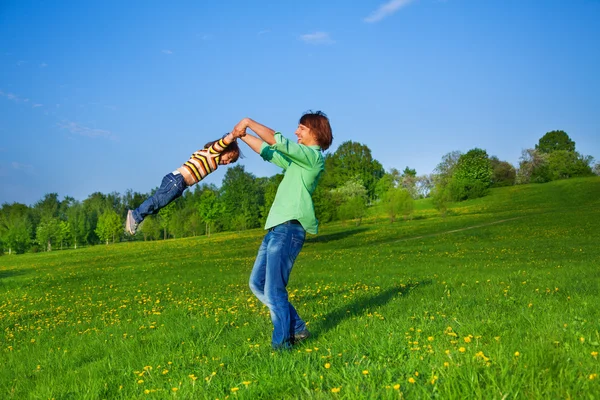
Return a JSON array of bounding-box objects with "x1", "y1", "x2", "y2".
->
[{"x1": 126, "y1": 210, "x2": 138, "y2": 235}]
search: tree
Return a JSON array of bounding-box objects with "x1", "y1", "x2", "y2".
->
[
  {"x1": 490, "y1": 156, "x2": 516, "y2": 187},
  {"x1": 449, "y1": 148, "x2": 493, "y2": 201},
  {"x1": 431, "y1": 151, "x2": 463, "y2": 215},
  {"x1": 331, "y1": 178, "x2": 368, "y2": 225},
  {"x1": 536, "y1": 130, "x2": 575, "y2": 154},
  {"x1": 32, "y1": 193, "x2": 60, "y2": 225},
  {"x1": 95, "y1": 209, "x2": 122, "y2": 244},
  {"x1": 66, "y1": 201, "x2": 88, "y2": 249},
  {"x1": 0, "y1": 203, "x2": 32, "y2": 254},
  {"x1": 400, "y1": 167, "x2": 419, "y2": 199},
  {"x1": 516, "y1": 148, "x2": 549, "y2": 184},
  {"x1": 36, "y1": 218, "x2": 62, "y2": 251},
  {"x1": 325, "y1": 141, "x2": 385, "y2": 200},
  {"x1": 415, "y1": 175, "x2": 434, "y2": 198},
  {"x1": 220, "y1": 165, "x2": 263, "y2": 231},
  {"x1": 546, "y1": 150, "x2": 593, "y2": 180},
  {"x1": 158, "y1": 201, "x2": 177, "y2": 240},
  {"x1": 382, "y1": 188, "x2": 414, "y2": 223},
  {"x1": 594, "y1": 162, "x2": 600, "y2": 176},
  {"x1": 197, "y1": 189, "x2": 224, "y2": 236},
  {"x1": 140, "y1": 216, "x2": 161, "y2": 241}
]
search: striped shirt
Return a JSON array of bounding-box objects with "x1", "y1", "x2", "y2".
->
[{"x1": 177, "y1": 136, "x2": 232, "y2": 186}]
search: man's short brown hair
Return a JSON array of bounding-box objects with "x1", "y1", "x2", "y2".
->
[{"x1": 299, "y1": 110, "x2": 333, "y2": 151}]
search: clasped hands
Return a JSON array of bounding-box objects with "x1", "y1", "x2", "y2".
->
[{"x1": 231, "y1": 118, "x2": 249, "y2": 139}]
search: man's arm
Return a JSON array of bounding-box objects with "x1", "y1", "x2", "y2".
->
[
  {"x1": 233, "y1": 118, "x2": 276, "y2": 145},
  {"x1": 239, "y1": 132, "x2": 265, "y2": 155}
]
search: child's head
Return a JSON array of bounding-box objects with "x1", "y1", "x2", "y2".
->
[
  {"x1": 204, "y1": 138, "x2": 241, "y2": 165},
  {"x1": 299, "y1": 110, "x2": 333, "y2": 151}
]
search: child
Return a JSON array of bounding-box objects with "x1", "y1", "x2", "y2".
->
[{"x1": 125, "y1": 132, "x2": 241, "y2": 235}]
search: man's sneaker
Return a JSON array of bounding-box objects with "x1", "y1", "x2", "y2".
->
[
  {"x1": 126, "y1": 210, "x2": 138, "y2": 235},
  {"x1": 292, "y1": 329, "x2": 311, "y2": 345}
]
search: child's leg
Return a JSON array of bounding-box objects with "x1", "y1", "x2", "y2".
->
[{"x1": 132, "y1": 171, "x2": 186, "y2": 223}]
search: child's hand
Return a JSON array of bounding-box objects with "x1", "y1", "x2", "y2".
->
[{"x1": 232, "y1": 119, "x2": 248, "y2": 138}]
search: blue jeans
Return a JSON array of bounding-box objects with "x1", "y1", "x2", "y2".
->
[
  {"x1": 132, "y1": 172, "x2": 186, "y2": 223},
  {"x1": 249, "y1": 221, "x2": 307, "y2": 349}
]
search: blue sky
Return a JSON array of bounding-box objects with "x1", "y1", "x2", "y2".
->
[{"x1": 1, "y1": 0, "x2": 599, "y2": 206}]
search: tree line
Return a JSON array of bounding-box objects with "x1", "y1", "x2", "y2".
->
[{"x1": 1, "y1": 130, "x2": 597, "y2": 254}]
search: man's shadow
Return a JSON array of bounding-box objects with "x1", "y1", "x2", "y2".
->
[
  {"x1": 308, "y1": 280, "x2": 429, "y2": 340},
  {"x1": 0, "y1": 269, "x2": 26, "y2": 280},
  {"x1": 305, "y1": 228, "x2": 367, "y2": 244}
]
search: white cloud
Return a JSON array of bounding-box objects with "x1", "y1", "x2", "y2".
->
[
  {"x1": 364, "y1": 0, "x2": 417, "y2": 23},
  {"x1": 40, "y1": 62, "x2": 48, "y2": 68},
  {"x1": 11, "y1": 162, "x2": 35, "y2": 175},
  {"x1": 58, "y1": 120, "x2": 117, "y2": 140},
  {"x1": 162, "y1": 49, "x2": 173, "y2": 55},
  {"x1": 299, "y1": 32, "x2": 335, "y2": 45}
]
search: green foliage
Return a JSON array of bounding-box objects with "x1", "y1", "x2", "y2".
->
[
  {"x1": 157, "y1": 201, "x2": 177, "y2": 240},
  {"x1": 95, "y1": 209, "x2": 122, "y2": 244},
  {"x1": 382, "y1": 187, "x2": 414, "y2": 223},
  {"x1": 197, "y1": 189, "x2": 224, "y2": 236},
  {"x1": 546, "y1": 150, "x2": 594, "y2": 180},
  {"x1": 325, "y1": 141, "x2": 385, "y2": 200},
  {"x1": 535, "y1": 130, "x2": 575, "y2": 154},
  {"x1": 36, "y1": 217, "x2": 62, "y2": 251},
  {"x1": 220, "y1": 165, "x2": 263, "y2": 231},
  {"x1": 331, "y1": 178, "x2": 368, "y2": 225},
  {"x1": 139, "y1": 216, "x2": 161, "y2": 240},
  {"x1": 490, "y1": 156, "x2": 516, "y2": 187},
  {"x1": 0, "y1": 203, "x2": 32, "y2": 254},
  {"x1": 450, "y1": 148, "x2": 493, "y2": 201},
  {"x1": 518, "y1": 147, "x2": 594, "y2": 184}
]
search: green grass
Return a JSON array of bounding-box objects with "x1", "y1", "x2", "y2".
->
[{"x1": 1, "y1": 177, "x2": 599, "y2": 399}]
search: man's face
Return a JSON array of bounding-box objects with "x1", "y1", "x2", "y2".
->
[{"x1": 295, "y1": 124, "x2": 318, "y2": 146}]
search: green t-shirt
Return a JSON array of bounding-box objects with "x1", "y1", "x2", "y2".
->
[{"x1": 260, "y1": 132, "x2": 324, "y2": 234}]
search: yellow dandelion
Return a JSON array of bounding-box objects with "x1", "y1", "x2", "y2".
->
[
  {"x1": 172, "y1": 387, "x2": 178, "y2": 392},
  {"x1": 590, "y1": 374, "x2": 598, "y2": 380},
  {"x1": 162, "y1": 369, "x2": 169, "y2": 375},
  {"x1": 325, "y1": 363, "x2": 331, "y2": 369},
  {"x1": 428, "y1": 336, "x2": 434, "y2": 342},
  {"x1": 408, "y1": 377, "x2": 416, "y2": 384},
  {"x1": 362, "y1": 370, "x2": 369, "y2": 375},
  {"x1": 137, "y1": 380, "x2": 144, "y2": 384},
  {"x1": 514, "y1": 351, "x2": 520, "y2": 357},
  {"x1": 231, "y1": 387, "x2": 239, "y2": 392},
  {"x1": 243, "y1": 381, "x2": 251, "y2": 386},
  {"x1": 463, "y1": 337, "x2": 471, "y2": 343},
  {"x1": 189, "y1": 374, "x2": 197, "y2": 381},
  {"x1": 331, "y1": 387, "x2": 341, "y2": 393},
  {"x1": 444, "y1": 362, "x2": 450, "y2": 367},
  {"x1": 592, "y1": 351, "x2": 598, "y2": 359},
  {"x1": 459, "y1": 347, "x2": 466, "y2": 353},
  {"x1": 414, "y1": 371, "x2": 419, "y2": 376},
  {"x1": 393, "y1": 384, "x2": 400, "y2": 390},
  {"x1": 144, "y1": 389, "x2": 150, "y2": 394}
]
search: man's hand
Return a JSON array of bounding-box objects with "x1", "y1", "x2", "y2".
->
[{"x1": 232, "y1": 118, "x2": 249, "y2": 138}]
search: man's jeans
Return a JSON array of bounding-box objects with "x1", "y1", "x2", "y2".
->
[
  {"x1": 132, "y1": 172, "x2": 186, "y2": 223},
  {"x1": 249, "y1": 221, "x2": 307, "y2": 349}
]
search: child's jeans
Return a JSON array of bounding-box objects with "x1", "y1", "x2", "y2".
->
[{"x1": 132, "y1": 171, "x2": 187, "y2": 223}]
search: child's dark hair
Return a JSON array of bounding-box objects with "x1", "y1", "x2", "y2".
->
[
  {"x1": 299, "y1": 110, "x2": 333, "y2": 151},
  {"x1": 204, "y1": 137, "x2": 242, "y2": 163}
]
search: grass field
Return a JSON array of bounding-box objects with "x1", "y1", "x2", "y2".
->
[{"x1": 1, "y1": 177, "x2": 599, "y2": 399}]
